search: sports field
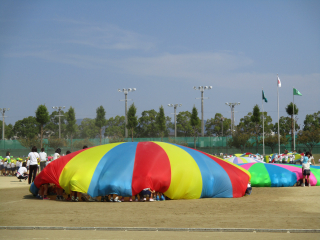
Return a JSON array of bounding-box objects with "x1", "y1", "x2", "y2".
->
[{"x1": 0, "y1": 177, "x2": 319, "y2": 239}]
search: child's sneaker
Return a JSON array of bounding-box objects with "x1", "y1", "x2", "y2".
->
[
  {"x1": 135, "y1": 197, "x2": 138, "y2": 202},
  {"x1": 129, "y1": 197, "x2": 132, "y2": 202},
  {"x1": 156, "y1": 195, "x2": 160, "y2": 201},
  {"x1": 43, "y1": 197, "x2": 50, "y2": 200},
  {"x1": 110, "y1": 197, "x2": 114, "y2": 202},
  {"x1": 121, "y1": 197, "x2": 125, "y2": 202},
  {"x1": 101, "y1": 196, "x2": 105, "y2": 202},
  {"x1": 160, "y1": 195, "x2": 165, "y2": 201},
  {"x1": 301, "y1": 183, "x2": 305, "y2": 187},
  {"x1": 114, "y1": 197, "x2": 121, "y2": 202},
  {"x1": 71, "y1": 196, "x2": 75, "y2": 202},
  {"x1": 75, "y1": 197, "x2": 79, "y2": 202},
  {"x1": 149, "y1": 198, "x2": 155, "y2": 202}
]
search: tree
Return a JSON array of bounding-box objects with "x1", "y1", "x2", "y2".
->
[
  {"x1": 303, "y1": 111, "x2": 320, "y2": 131},
  {"x1": 136, "y1": 109, "x2": 159, "y2": 138},
  {"x1": 156, "y1": 106, "x2": 166, "y2": 141},
  {"x1": 250, "y1": 104, "x2": 261, "y2": 153},
  {"x1": 13, "y1": 116, "x2": 39, "y2": 139},
  {"x1": 273, "y1": 116, "x2": 299, "y2": 136},
  {"x1": 127, "y1": 103, "x2": 138, "y2": 142},
  {"x1": 0, "y1": 122, "x2": 14, "y2": 139},
  {"x1": 261, "y1": 134, "x2": 288, "y2": 153},
  {"x1": 47, "y1": 137, "x2": 67, "y2": 150},
  {"x1": 205, "y1": 113, "x2": 231, "y2": 137},
  {"x1": 227, "y1": 127, "x2": 253, "y2": 152},
  {"x1": 73, "y1": 139, "x2": 95, "y2": 149},
  {"x1": 239, "y1": 108, "x2": 273, "y2": 152},
  {"x1": 190, "y1": 106, "x2": 200, "y2": 149},
  {"x1": 104, "y1": 116, "x2": 125, "y2": 138},
  {"x1": 45, "y1": 110, "x2": 67, "y2": 138},
  {"x1": 95, "y1": 106, "x2": 107, "y2": 145},
  {"x1": 285, "y1": 102, "x2": 299, "y2": 150},
  {"x1": 66, "y1": 107, "x2": 77, "y2": 151},
  {"x1": 18, "y1": 136, "x2": 41, "y2": 150},
  {"x1": 35, "y1": 104, "x2": 50, "y2": 148},
  {"x1": 297, "y1": 127, "x2": 320, "y2": 153},
  {"x1": 78, "y1": 118, "x2": 99, "y2": 138},
  {"x1": 176, "y1": 111, "x2": 192, "y2": 137}
]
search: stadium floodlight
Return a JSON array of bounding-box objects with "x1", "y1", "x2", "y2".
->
[
  {"x1": 52, "y1": 106, "x2": 66, "y2": 139},
  {"x1": 168, "y1": 104, "x2": 182, "y2": 138},
  {"x1": 193, "y1": 86, "x2": 197, "y2": 90},
  {"x1": 118, "y1": 88, "x2": 137, "y2": 138},
  {"x1": 1, "y1": 108, "x2": 10, "y2": 140},
  {"x1": 194, "y1": 85, "x2": 212, "y2": 137},
  {"x1": 225, "y1": 102, "x2": 241, "y2": 134}
]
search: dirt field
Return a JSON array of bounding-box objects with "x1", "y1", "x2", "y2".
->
[
  {"x1": 0, "y1": 177, "x2": 319, "y2": 229},
  {"x1": 0, "y1": 176, "x2": 319, "y2": 239}
]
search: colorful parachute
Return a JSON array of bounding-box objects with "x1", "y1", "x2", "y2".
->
[
  {"x1": 239, "y1": 163, "x2": 320, "y2": 187},
  {"x1": 226, "y1": 157, "x2": 264, "y2": 164},
  {"x1": 30, "y1": 142, "x2": 250, "y2": 199}
]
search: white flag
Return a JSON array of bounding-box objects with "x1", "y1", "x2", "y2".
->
[{"x1": 277, "y1": 76, "x2": 281, "y2": 87}]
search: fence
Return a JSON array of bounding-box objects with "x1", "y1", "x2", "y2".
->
[{"x1": 1, "y1": 136, "x2": 319, "y2": 157}]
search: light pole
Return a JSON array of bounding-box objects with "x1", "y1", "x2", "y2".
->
[
  {"x1": 193, "y1": 86, "x2": 212, "y2": 137},
  {"x1": 52, "y1": 106, "x2": 65, "y2": 139},
  {"x1": 168, "y1": 104, "x2": 182, "y2": 138},
  {"x1": 225, "y1": 102, "x2": 240, "y2": 134},
  {"x1": 0, "y1": 108, "x2": 10, "y2": 140},
  {"x1": 118, "y1": 88, "x2": 136, "y2": 138}
]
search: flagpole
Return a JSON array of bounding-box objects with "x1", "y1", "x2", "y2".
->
[
  {"x1": 293, "y1": 87, "x2": 295, "y2": 151},
  {"x1": 262, "y1": 88, "x2": 265, "y2": 156},
  {"x1": 277, "y1": 74, "x2": 280, "y2": 154}
]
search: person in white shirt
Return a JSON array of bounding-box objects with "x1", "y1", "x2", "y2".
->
[
  {"x1": 52, "y1": 148, "x2": 61, "y2": 161},
  {"x1": 27, "y1": 146, "x2": 40, "y2": 184},
  {"x1": 0, "y1": 160, "x2": 3, "y2": 176},
  {"x1": 16, "y1": 160, "x2": 20, "y2": 173},
  {"x1": 11, "y1": 162, "x2": 16, "y2": 175},
  {"x1": 27, "y1": 159, "x2": 30, "y2": 171},
  {"x1": 6, "y1": 161, "x2": 11, "y2": 176},
  {"x1": 17, "y1": 162, "x2": 28, "y2": 181},
  {"x1": 3, "y1": 161, "x2": 8, "y2": 176},
  {"x1": 39, "y1": 148, "x2": 47, "y2": 172}
]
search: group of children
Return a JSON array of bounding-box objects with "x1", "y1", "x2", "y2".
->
[{"x1": 0, "y1": 151, "x2": 23, "y2": 177}]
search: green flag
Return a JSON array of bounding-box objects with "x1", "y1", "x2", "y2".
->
[
  {"x1": 262, "y1": 90, "x2": 268, "y2": 103},
  {"x1": 293, "y1": 88, "x2": 302, "y2": 96}
]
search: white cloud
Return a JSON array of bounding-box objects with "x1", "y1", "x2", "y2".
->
[{"x1": 63, "y1": 23, "x2": 155, "y2": 51}]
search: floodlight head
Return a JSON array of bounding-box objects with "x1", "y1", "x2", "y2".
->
[
  {"x1": 179, "y1": 104, "x2": 182, "y2": 107},
  {"x1": 199, "y1": 86, "x2": 201, "y2": 90},
  {"x1": 193, "y1": 86, "x2": 197, "y2": 90},
  {"x1": 52, "y1": 106, "x2": 56, "y2": 109},
  {"x1": 118, "y1": 89, "x2": 121, "y2": 92},
  {"x1": 122, "y1": 88, "x2": 126, "y2": 92},
  {"x1": 128, "y1": 88, "x2": 132, "y2": 91},
  {"x1": 205, "y1": 86, "x2": 208, "y2": 89},
  {"x1": 7, "y1": 108, "x2": 10, "y2": 111},
  {"x1": 225, "y1": 102, "x2": 229, "y2": 105},
  {"x1": 168, "y1": 104, "x2": 173, "y2": 107},
  {"x1": 133, "y1": 88, "x2": 136, "y2": 91},
  {"x1": 209, "y1": 86, "x2": 212, "y2": 89},
  {"x1": 238, "y1": 102, "x2": 241, "y2": 105}
]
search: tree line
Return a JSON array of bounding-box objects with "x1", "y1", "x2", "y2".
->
[{"x1": 0, "y1": 102, "x2": 319, "y2": 153}]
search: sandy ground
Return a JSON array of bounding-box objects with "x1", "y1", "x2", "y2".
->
[
  {"x1": 0, "y1": 230, "x2": 318, "y2": 240},
  {"x1": 0, "y1": 176, "x2": 319, "y2": 239}
]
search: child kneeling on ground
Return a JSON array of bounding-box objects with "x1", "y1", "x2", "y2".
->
[{"x1": 16, "y1": 162, "x2": 28, "y2": 181}]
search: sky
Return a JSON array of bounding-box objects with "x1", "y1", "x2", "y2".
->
[{"x1": 0, "y1": 0, "x2": 319, "y2": 129}]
